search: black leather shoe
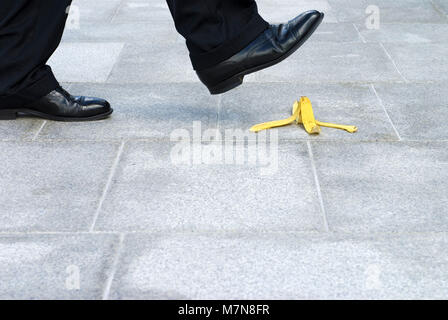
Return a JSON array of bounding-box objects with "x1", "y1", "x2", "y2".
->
[
  {"x1": 0, "y1": 86, "x2": 113, "y2": 121},
  {"x1": 197, "y1": 10, "x2": 324, "y2": 95}
]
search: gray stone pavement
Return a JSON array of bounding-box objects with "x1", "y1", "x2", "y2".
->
[{"x1": 0, "y1": 0, "x2": 447, "y2": 299}]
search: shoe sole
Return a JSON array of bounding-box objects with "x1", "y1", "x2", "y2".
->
[
  {"x1": 208, "y1": 12, "x2": 325, "y2": 95},
  {"x1": 0, "y1": 108, "x2": 114, "y2": 122}
]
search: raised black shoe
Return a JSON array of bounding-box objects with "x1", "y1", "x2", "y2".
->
[
  {"x1": 0, "y1": 86, "x2": 113, "y2": 121},
  {"x1": 197, "y1": 10, "x2": 325, "y2": 95}
]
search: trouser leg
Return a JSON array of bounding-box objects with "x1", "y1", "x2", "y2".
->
[
  {"x1": 166, "y1": 0, "x2": 269, "y2": 70},
  {"x1": 0, "y1": 0, "x2": 72, "y2": 108}
]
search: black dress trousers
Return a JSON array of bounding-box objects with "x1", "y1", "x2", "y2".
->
[
  {"x1": 0, "y1": 0, "x2": 72, "y2": 109},
  {"x1": 166, "y1": 0, "x2": 268, "y2": 70},
  {"x1": 0, "y1": 0, "x2": 268, "y2": 109}
]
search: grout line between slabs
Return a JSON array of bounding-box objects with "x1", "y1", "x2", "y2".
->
[
  {"x1": 9, "y1": 137, "x2": 448, "y2": 143},
  {"x1": 32, "y1": 121, "x2": 47, "y2": 141},
  {"x1": 352, "y1": 23, "x2": 366, "y2": 43},
  {"x1": 102, "y1": 233, "x2": 125, "y2": 300},
  {"x1": 103, "y1": 1, "x2": 127, "y2": 82},
  {"x1": 60, "y1": 79, "x2": 448, "y2": 85},
  {"x1": 430, "y1": 0, "x2": 448, "y2": 21},
  {"x1": 90, "y1": 141, "x2": 125, "y2": 232},
  {"x1": 104, "y1": 43, "x2": 126, "y2": 83},
  {"x1": 0, "y1": 231, "x2": 121, "y2": 235},
  {"x1": 370, "y1": 84, "x2": 402, "y2": 141},
  {"x1": 379, "y1": 42, "x2": 409, "y2": 83},
  {"x1": 31, "y1": 84, "x2": 72, "y2": 141},
  {"x1": 0, "y1": 229, "x2": 447, "y2": 238},
  {"x1": 109, "y1": 0, "x2": 124, "y2": 23},
  {"x1": 306, "y1": 141, "x2": 330, "y2": 232}
]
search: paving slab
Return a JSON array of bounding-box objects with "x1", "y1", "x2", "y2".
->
[
  {"x1": 356, "y1": 23, "x2": 448, "y2": 43},
  {"x1": 49, "y1": 42, "x2": 124, "y2": 83},
  {"x1": 70, "y1": 0, "x2": 121, "y2": 24},
  {"x1": 312, "y1": 141, "x2": 448, "y2": 233},
  {"x1": 0, "y1": 142, "x2": 118, "y2": 232},
  {"x1": 112, "y1": 0, "x2": 172, "y2": 23},
  {"x1": 0, "y1": 119, "x2": 46, "y2": 141},
  {"x1": 373, "y1": 82, "x2": 448, "y2": 140},
  {"x1": 247, "y1": 42, "x2": 403, "y2": 83},
  {"x1": 93, "y1": 141, "x2": 324, "y2": 232},
  {"x1": 38, "y1": 83, "x2": 219, "y2": 140},
  {"x1": 109, "y1": 232, "x2": 448, "y2": 299},
  {"x1": 220, "y1": 82, "x2": 398, "y2": 141},
  {"x1": 259, "y1": 1, "x2": 338, "y2": 23},
  {"x1": 328, "y1": 0, "x2": 446, "y2": 23},
  {"x1": 0, "y1": 234, "x2": 119, "y2": 299},
  {"x1": 382, "y1": 43, "x2": 448, "y2": 81},
  {"x1": 62, "y1": 22, "x2": 178, "y2": 44},
  {"x1": 310, "y1": 23, "x2": 361, "y2": 43},
  {"x1": 432, "y1": 0, "x2": 448, "y2": 15},
  {"x1": 107, "y1": 43, "x2": 197, "y2": 83},
  {"x1": 2, "y1": 0, "x2": 448, "y2": 300}
]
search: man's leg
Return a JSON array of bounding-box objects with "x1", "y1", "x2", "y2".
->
[
  {"x1": 167, "y1": 0, "x2": 324, "y2": 94},
  {"x1": 0, "y1": 0, "x2": 70, "y2": 108},
  {"x1": 0, "y1": 0, "x2": 111, "y2": 121},
  {"x1": 166, "y1": 0, "x2": 269, "y2": 71}
]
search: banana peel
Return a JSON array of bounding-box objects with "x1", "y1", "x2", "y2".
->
[{"x1": 250, "y1": 97, "x2": 358, "y2": 134}]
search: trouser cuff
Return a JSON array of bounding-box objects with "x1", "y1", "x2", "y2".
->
[
  {"x1": 190, "y1": 14, "x2": 269, "y2": 71},
  {"x1": 0, "y1": 67, "x2": 59, "y2": 109}
]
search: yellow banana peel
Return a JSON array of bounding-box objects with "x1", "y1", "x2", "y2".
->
[{"x1": 250, "y1": 96, "x2": 358, "y2": 134}]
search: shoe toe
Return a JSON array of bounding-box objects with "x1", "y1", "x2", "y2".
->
[
  {"x1": 94, "y1": 100, "x2": 111, "y2": 114},
  {"x1": 289, "y1": 10, "x2": 324, "y2": 39},
  {"x1": 290, "y1": 10, "x2": 322, "y2": 23},
  {"x1": 78, "y1": 96, "x2": 112, "y2": 115}
]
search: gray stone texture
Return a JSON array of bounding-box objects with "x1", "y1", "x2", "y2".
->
[
  {"x1": 1, "y1": 0, "x2": 447, "y2": 299},
  {"x1": 0, "y1": 234, "x2": 119, "y2": 299},
  {"x1": 109, "y1": 233, "x2": 448, "y2": 299}
]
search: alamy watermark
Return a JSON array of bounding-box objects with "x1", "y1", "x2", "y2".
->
[
  {"x1": 170, "y1": 122, "x2": 279, "y2": 176},
  {"x1": 365, "y1": 5, "x2": 380, "y2": 30},
  {"x1": 365, "y1": 264, "x2": 382, "y2": 290},
  {"x1": 65, "y1": 265, "x2": 80, "y2": 291}
]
